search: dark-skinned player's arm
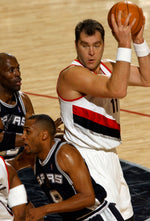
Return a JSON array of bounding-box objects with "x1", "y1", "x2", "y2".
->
[{"x1": 26, "y1": 144, "x2": 96, "y2": 221}]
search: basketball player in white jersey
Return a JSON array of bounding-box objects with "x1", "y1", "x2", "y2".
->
[
  {"x1": 0, "y1": 156, "x2": 27, "y2": 220},
  {"x1": 57, "y1": 11, "x2": 150, "y2": 221}
]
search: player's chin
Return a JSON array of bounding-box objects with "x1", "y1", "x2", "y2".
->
[
  {"x1": 12, "y1": 86, "x2": 21, "y2": 92},
  {"x1": 16, "y1": 85, "x2": 21, "y2": 91},
  {"x1": 87, "y1": 64, "x2": 97, "y2": 71},
  {"x1": 24, "y1": 145, "x2": 31, "y2": 154}
]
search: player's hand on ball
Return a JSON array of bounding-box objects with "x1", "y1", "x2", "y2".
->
[{"x1": 110, "y1": 11, "x2": 134, "y2": 48}]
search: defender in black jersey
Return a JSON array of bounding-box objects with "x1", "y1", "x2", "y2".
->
[
  {"x1": 0, "y1": 53, "x2": 34, "y2": 158},
  {"x1": 0, "y1": 53, "x2": 63, "y2": 220},
  {"x1": 23, "y1": 114, "x2": 124, "y2": 221}
]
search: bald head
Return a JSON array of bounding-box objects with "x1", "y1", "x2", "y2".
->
[
  {"x1": 0, "y1": 53, "x2": 16, "y2": 60},
  {"x1": 0, "y1": 53, "x2": 17, "y2": 70}
]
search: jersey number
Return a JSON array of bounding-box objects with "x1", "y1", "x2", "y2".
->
[
  {"x1": 50, "y1": 189, "x2": 63, "y2": 203},
  {"x1": 111, "y1": 99, "x2": 118, "y2": 113}
]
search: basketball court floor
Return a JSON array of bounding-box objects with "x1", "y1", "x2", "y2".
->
[{"x1": 1, "y1": 0, "x2": 150, "y2": 220}]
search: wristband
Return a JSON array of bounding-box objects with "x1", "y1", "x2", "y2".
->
[
  {"x1": 116, "y1": 48, "x2": 132, "y2": 63},
  {"x1": 133, "y1": 40, "x2": 150, "y2": 57},
  {"x1": 8, "y1": 184, "x2": 27, "y2": 208},
  {"x1": 0, "y1": 131, "x2": 16, "y2": 150}
]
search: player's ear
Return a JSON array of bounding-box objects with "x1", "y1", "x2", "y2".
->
[{"x1": 42, "y1": 130, "x2": 48, "y2": 140}]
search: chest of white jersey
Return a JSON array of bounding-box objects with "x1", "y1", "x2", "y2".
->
[{"x1": 58, "y1": 60, "x2": 121, "y2": 150}]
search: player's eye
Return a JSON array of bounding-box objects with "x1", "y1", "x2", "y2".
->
[
  {"x1": 26, "y1": 129, "x2": 30, "y2": 135},
  {"x1": 82, "y1": 44, "x2": 88, "y2": 48},
  {"x1": 94, "y1": 44, "x2": 100, "y2": 48},
  {"x1": 9, "y1": 67, "x2": 14, "y2": 73},
  {"x1": 17, "y1": 66, "x2": 20, "y2": 72}
]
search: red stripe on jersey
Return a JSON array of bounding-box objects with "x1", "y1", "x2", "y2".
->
[
  {"x1": 73, "y1": 105, "x2": 120, "y2": 130},
  {"x1": 100, "y1": 61, "x2": 112, "y2": 74}
]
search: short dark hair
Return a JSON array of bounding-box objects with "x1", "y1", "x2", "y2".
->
[
  {"x1": 75, "y1": 19, "x2": 105, "y2": 42},
  {"x1": 28, "y1": 114, "x2": 56, "y2": 137}
]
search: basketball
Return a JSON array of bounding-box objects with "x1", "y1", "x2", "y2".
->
[{"x1": 107, "y1": 1, "x2": 144, "y2": 36}]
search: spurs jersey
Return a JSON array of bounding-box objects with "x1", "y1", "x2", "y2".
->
[
  {"x1": 35, "y1": 138, "x2": 108, "y2": 220},
  {"x1": 58, "y1": 59, "x2": 121, "y2": 150},
  {"x1": 0, "y1": 91, "x2": 26, "y2": 157},
  {"x1": 0, "y1": 156, "x2": 14, "y2": 221}
]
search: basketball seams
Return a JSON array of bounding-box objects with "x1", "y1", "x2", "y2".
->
[
  {"x1": 114, "y1": 3, "x2": 118, "y2": 27},
  {"x1": 126, "y1": 1, "x2": 129, "y2": 16},
  {"x1": 128, "y1": 2, "x2": 138, "y2": 35}
]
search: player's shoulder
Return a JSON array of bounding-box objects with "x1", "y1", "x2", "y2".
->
[
  {"x1": 57, "y1": 143, "x2": 82, "y2": 172},
  {"x1": 18, "y1": 91, "x2": 29, "y2": 99},
  {"x1": 57, "y1": 142, "x2": 82, "y2": 162},
  {"x1": 15, "y1": 91, "x2": 29, "y2": 104},
  {"x1": 17, "y1": 91, "x2": 34, "y2": 114},
  {"x1": 6, "y1": 161, "x2": 21, "y2": 188},
  {"x1": 101, "y1": 59, "x2": 115, "y2": 72},
  {"x1": 18, "y1": 91, "x2": 32, "y2": 105},
  {"x1": 6, "y1": 161, "x2": 16, "y2": 173},
  {"x1": 62, "y1": 64, "x2": 86, "y2": 76}
]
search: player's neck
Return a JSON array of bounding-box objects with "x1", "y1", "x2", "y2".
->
[
  {"x1": 38, "y1": 139, "x2": 55, "y2": 162},
  {"x1": 0, "y1": 90, "x2": 16, "y2": 104}
]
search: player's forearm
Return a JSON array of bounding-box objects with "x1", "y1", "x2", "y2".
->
[
  {"x1": 14, "y1": 214, "x2": 26, "y2": 221},
  {"x1": 133, "y1": 40, "x2": 150, "y2": 86},
  {"x1": 27, "y1": 193, "x2": 95, "y2": 220},
  {"x1": 108, "y1": 61, "x2": 130, "y2": 98},
  {"x1": 137, "y1": 55, "x2": 150, "y2": 86},
  {"x1": 13, "y1": 205, "x2": 26, "y2": 221},
  {"x1": 44, "y1": 193, "x2": 94, "y2": 215},
  {"x1": 0, "y1": 132, "x2": 24, "y2": 151}
]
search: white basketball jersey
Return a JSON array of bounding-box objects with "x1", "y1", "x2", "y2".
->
[
  {"x1": 0, "y1": 156, "x2": 14, "y2": 221},
  {"x1": 58, "y1": 59, "x2": 121, "y2": 150}
]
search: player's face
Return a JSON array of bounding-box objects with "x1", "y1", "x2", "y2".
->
[
  {"x1": 22, "y1": 120, "x2": 42, "y2": 155},
  {"x1": 75, "y1": 30, "x2": 104, "y2": 72},
  {"x1": 0, "y1": 56, "x2": 22, "y2": 92}
]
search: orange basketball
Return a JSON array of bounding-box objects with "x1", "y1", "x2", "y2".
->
[{"x1": 107, "y1": 1, "x2": 144, "y2": 36}]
